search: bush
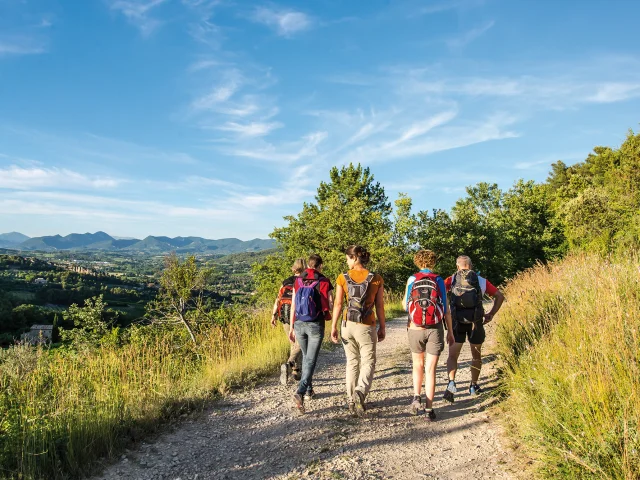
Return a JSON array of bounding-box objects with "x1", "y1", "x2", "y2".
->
[{"x1": 496, "y1": 253, "x2": 640, "y2": 479}]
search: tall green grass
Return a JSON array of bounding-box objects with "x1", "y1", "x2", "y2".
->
[
  {"x1": 0, "y1": 308, "x2": 289, "y2": 479},
  {"x1": 496, "y1": 254, "x2": 640, "y2": 479}
]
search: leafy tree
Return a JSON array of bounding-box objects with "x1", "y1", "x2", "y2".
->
[
  {"x1": 60, "y1": 295, "x2": 115, "y2": 347},
  {"x1": 146, "y1": 254, "x2": 213, "y2": 344},
  {"x1": 254, "y1": 164, "x2": 414, "y2": 300}
]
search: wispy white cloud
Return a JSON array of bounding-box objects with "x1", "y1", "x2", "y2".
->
[
  {"x1": 216, "y1": 121, "x2": 283, "y2": 137},
  {"x1": 420, "y1": 0, "x2": 486, "y2": 15},
  {"x1": 587, "y1": 83, "x2": 640, "y2": 103},
  {"x1": 0, "y1": 37, "x2": 46, "y2": 56},
  {"x1": 107, "y1": 0, "x2": 170, "y2": 36},
  {"x1": 228, "y1": 131, "x2": 328, "y2": 162},
  {"x1": 250, "y1": 7, "x2": 312, "y2": 37},
  {"x1": 445, "y1": 20, "x2": 495, "y2": 49},
  {"x1": 0, "y1": 166, "x2": 124, "y2": 190}
]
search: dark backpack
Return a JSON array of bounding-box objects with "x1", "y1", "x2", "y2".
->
[
  {"x1": 294, "y1": 277, "x2": 320, "y2": 322},
  {"x1": 408, "y1": 272, "x2": 445, "y2": 327},
  {"x1": 449, "y1": 269, "x2": 484, "y2": 324},
  {"x1": 276, "y1": 282, "x2": 294, "y2": 324},
  {"x1": 343, "y1": 272, "x2": 374, "y2": 323}
]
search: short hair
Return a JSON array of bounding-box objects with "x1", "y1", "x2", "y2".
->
[
  {"x1": 291, "y1": 258, "x2": 307, "y2": 274},
  {"x1": 344, "y1": 245, "x2": 370, "y2": 266},
  {"x1": 308, "y1": 254, "x2": 323, "y2": 269},
  {"x1": 414, "y1": 249, "x2": 437, "y2": 270},
  {"x1": 456, "y1": 255, "x2": 473, "y2": 269}
]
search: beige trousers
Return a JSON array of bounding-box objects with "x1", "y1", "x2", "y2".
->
[
  {"x1": 341, "y1": 321, "x2": 377, "y2": 402},
  {"x1": 282, "y1": 323, "x2": 302, "y2": 371}
]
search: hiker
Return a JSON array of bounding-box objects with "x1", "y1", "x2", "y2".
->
[
  {"x1": 443, "y1": 255, "x2": 505, "y2": 401},
  {"x1": 271, "y1": 258, "x2": 307, "y2": 385},
  {"x1": 330, "y1": 245, "x2": 386, "y2": 417},
  {"x1": 404, "y1": 249, "x2": 455, "y2": 421},
  {"x1": 289, "y1": 254, "x2": 333, "y2": 414}
]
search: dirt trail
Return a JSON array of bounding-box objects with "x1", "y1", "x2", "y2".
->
[{"x1": 95, "y1": 319, "x2": 519, "y2": 479}]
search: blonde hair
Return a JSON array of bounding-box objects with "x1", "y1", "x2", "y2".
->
[
  {"x1": 291, "y1": 258, "x2": 307, "y2": 274},
  {"x1": 414, "y1": 249, "x2": 437, "y2": 270}
]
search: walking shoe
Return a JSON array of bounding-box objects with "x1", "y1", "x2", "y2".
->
[
  {"x1": 425, "y1": 408, "x2": 437, "y2": 422},
  {"x1": 348, "y1": 402, "x2": 356, "y2": 416},
  {"x1": 443, "y1": 380, "x2": 456, "y2": 403},
  {"x1": 292, "y1": 393, "x2": 305, "y2": 414},
  {"x1": 353, "y1": 390, "x2": 366, "y2": 418},
  {"x1": 304, "y1": 389, "x2": 316, "y2": 401},
  {"x1": 280, "y1": 363, "x2": 291, "y2": 386},
  {"x1": 409, "y1": 396, "x2": 422, "y2": 416},
  {"x1": 469, "y1": 383, "x2": 483, "y2": 395}
]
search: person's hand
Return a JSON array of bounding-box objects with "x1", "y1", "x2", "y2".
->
[
  {"x1": 447, "y1": 332, "x2": 455, "y2": 346},
  {"x1": 288, "y1": 328, "x2": 296, "y2": 343},
  {"x1": 377, "y1": 326, "x2": 386, "y2": 342},
  {"x1": 331, "y1": 328, "x2": 340, "y2": 344},
  {"x1": 270, "y1": 315, "x2": 277, "y2": 327},
  {"x1": 483, "y1": 313, "x2": 494, "y2": 324}
]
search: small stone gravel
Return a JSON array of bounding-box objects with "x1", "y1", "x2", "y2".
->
[{"x1": 93, "y1": 320, "x2": 522, "y2": 480}]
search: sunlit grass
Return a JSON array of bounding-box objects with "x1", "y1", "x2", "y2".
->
[
  {"x1": 496, "y1": 253, "x2": 640, "y2": 479},
  {"x1": 0, "y1": 308, "x2": 289, "y2": 480}
]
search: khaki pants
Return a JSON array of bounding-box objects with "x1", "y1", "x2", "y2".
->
[
  {"x1": 282, "y1": 323, "x2": 302, "y2": 372},
  {"x1": 341, "y1": 321, "x2": 377, "y2": 402}
]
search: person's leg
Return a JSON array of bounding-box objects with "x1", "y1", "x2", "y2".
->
[
  {"x1": 301, "y1": 321, "x2": 324, "y2": 394},
  {"x1": 446, "y1": 342, "x2": 464, "y2": 381},
  {"x1": 411, "y1": 351, "x2": 425, "y2": 396},
  {"x1": 424, "y1": 326, "x2": 444, "y2": 409},
  {"x1": 341, "y1": 322, "x2": 360, "y2": 402},
  {"x1": 355, "y1": 325, "x2": 377, "y2": 398},
  {"x1": 424, "y1": 353, "x2": 439, "y2": 409},
  {"x1": 470, "y1": 343, "x2": 483, "y2": 383},
  {"x1": 294, "y1": 322, "x2": 311, "y2": 395}
]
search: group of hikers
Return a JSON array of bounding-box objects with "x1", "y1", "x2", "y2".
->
[{"x1": 270, "y1": 246, "x2": 505, "y2": 420}]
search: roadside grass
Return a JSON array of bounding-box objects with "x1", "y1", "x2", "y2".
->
[
  {"x1": 0, "y1": 308, "x2": 289, "y2": 480},
  {"x1": 496, "y1": 253, "x2": 640, "y2": 479}
]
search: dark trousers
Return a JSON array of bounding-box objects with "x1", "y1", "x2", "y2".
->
[{"x1": 293, "y1": 320, "x2": 325, "y2": 395}]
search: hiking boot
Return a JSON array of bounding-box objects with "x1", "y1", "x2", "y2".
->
[
  {"x1": 443, "y1": 380, "x2": 456, "y2": 403},
  {"x1": 469, "y1": 383, "x2": 483, "y2": 395},
  {"x1": 304, "y1": 389, "x2": 316, "y2": 401},
  {"x1": 353, "y1": 390, "x2": 366, "y2": 418},
  {"x1": 425, "y1": 408, "x2": 437, "y2": 422},
  {"x1": 292, "y1": 393, "x2": 305, "y2": 414},
  {"x1": 280, "y1": 363, "x2": 291, "y2": 386},
  {"x1": 409, "y1": 396, "x2": 422, "y2": 416}
]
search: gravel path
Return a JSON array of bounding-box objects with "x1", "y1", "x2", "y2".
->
[{"x1": 95, "y1": 319, "x2": 520, "y2": 480}]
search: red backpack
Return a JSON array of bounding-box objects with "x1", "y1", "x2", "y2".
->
[
  {"x1": 276, "y1": 283, "x2": 294, "y2": 323},
  {"x1": 408, "y1": 272, "x2": 444, "y2": 327}
]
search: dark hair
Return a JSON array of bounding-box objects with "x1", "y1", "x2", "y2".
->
[
  {"x1": 308, "y1": 254, "x2": 323, "y2": 269},
  {"x1": 345, "y1": 245, "x2": 370, "y2": 266}
]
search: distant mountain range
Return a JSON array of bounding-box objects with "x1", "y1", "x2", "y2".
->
[{"x1": 0, "y1": 231, "x2": 276, "y2": 254}]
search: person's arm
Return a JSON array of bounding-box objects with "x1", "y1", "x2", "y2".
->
[
  {"x1": 288, "y1": 288, "x2": 296, "y2": 342},
  {"x1": 484, "y1": 289, "x2": 505, "y2": 324},
  {"x1": 403, "y1": 277, "x2": 412, "y2": 312},
  {"x1": 271, "y1": 295, "x2": 279, "y2": 327},
  {"x1": 330, "y1": 284, "x2": 344, "y2": 344},
  {"x1": 375, "y1": 282, "x2": 386, "y2": 342},
  {"x1": 444, "y1": 291, "x2": 455, "y2": 345}
]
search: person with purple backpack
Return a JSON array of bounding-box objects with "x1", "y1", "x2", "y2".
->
[{"x1": 289, "y1": 254, "x2": 333, "y2": 414}]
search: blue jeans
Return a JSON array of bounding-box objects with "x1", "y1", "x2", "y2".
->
[{"x1": 293, "y1": 320, "x2": 325, "y2": 395}]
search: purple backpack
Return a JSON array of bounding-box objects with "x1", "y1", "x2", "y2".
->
[{"x1": 294, "y1": 278, "x2": 320, "y2": 322}]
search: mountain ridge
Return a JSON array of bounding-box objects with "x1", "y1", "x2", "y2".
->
[{"x1": 0, "y1": 231, "x2": 275, "y2": 254}]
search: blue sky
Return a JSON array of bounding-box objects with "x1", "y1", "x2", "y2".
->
[{"x1": 1, "y1": 0, "x2": 639, "y2": 240}]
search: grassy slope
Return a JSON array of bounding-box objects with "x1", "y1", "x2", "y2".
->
[{"x1": 496, "y1": 254, "x2": 640, "y2": 479}]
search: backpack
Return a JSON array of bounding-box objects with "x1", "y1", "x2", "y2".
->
[
  {"x1": 294, "y1": 277, "x2": 321, "y2": 322},
  {"x1": 408, "y1": 272, "x2": 445, "y2": 327},
  {"x1": 276, "y1": 282, "x2": 294, "y2": 324},
  {"x1": 449, "y1": 269, "x2": 484, "y2": 324},
  {"x1": 343, "y1": 272, "x2": 374, "y2": 323}
]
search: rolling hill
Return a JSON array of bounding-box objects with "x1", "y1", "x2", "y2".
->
[{"x1": 1, "y1": 231, "x2": 275, "y2": 254}]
